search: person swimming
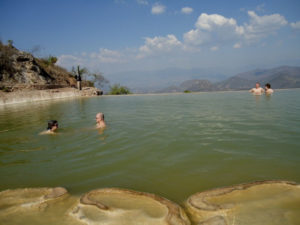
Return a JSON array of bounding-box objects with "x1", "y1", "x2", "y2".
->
[
  {"x1": 264, "y1": 83, "x2": 274, "y2": 95},
  {"x1": 96, "y1": 113, "x2": 106, "y2": 129},
  {"x1": 249, "y1": 82, "x2": 265, "y2": 95},
  {"x1": 40, "y1": 120, "x2": 58, "y2": 134}
]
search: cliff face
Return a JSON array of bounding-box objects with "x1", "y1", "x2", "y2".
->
[{"x1": 0, "y1": 43, "x2": 76, "y2": 90}]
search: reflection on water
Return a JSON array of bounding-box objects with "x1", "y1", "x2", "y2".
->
[{"x1": 0, "y1": 90, "x2": 300, "y2": 203}]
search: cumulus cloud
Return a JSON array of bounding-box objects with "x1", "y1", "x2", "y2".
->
[
  {"x1": 151, "y1": 3, "x2": 166, "y2": 15},
  {"x1": 243, "y1": 11, "x2": 287, "y2": 42},
  {"x1": 183, "y1": 11, "x2": 288, "y2": 50},
  {"x1": 181, "y1": 7, "x2": 193, "y2": 14},
  {"x1": 138, "y1": 34, "x2": 182, "y2": 57},
  {"x1": 291, "y1": 21, "x2": 300, "y2": 29},
  {"x1": 183, "y1": 13, "x2": 244, "y2": 49},
  {"x1": 136, "y1": 0, "x2": 148, "y2": 5}
]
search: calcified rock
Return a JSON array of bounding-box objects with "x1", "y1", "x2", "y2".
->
[
  {"x1": 184, "y1": 181, "x2": 300, "y2": 225},
  {"x1": 0, "y1": 187, "x2": 81, "y2": 225},
  {"x1": 0, "y1": 187, "x2": 190, "y2": 225},
  {"x1": 71, "y1": 188, "x2": 191, "y2": 225}
]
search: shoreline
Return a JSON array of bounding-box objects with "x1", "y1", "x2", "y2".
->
[
  {"x1": 1, "y1": 87, "x2": 299, "y2": 106},
  {"x1": 0, "y1": 87, "x2": 101, "y2": 106}
]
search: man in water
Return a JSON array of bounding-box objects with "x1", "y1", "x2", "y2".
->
[
  {"x1": 265, "y1": 83, "x2": 274, "y2": 95},
  {"x1": 249, "y1": 82, "x2": 265, "y2": 95},
  {"x1": 40, "y1": 120, "x2": 58, "y2": 134},
  {"x1": 96, "y1": 113, "x2": 106, "y2": 129}
]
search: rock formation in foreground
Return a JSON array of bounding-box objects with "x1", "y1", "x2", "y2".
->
[
  {"x1": 184, "y1": 180, "x2": 300, "y2": 225},
  {"x1": 0, "y1": 181, "x2": 299, "y2": 225}
]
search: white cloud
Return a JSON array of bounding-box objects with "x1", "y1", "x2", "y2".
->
[
  {"x1": 138, "y1": 34, "x2": 182, "y2": 57},
  {"x1": 210, "y1": 46, "x2": 219, "y2": 51},
  {"x1": 181, "y1": 7, "x2": 193, "y2": 14},
  {"x1": 57, "y1": 54, "x2": 85, "y2": 68},
  {"x1": 151, "y1": 3, "x2": 166, "y2": 15},
  {"x1": 195, "y1": 13, "x2": 242, "y2": 32},
  {"x1": 233, "y1": 43, "x2": 241, "y2": 48},
  {"x1": 136, "y1": 0, "x2": 148, "y2": 5},
  {"x1": 183, "y1": 13, "x2": 244, "y2": 49},
  {"x1": 94, "y1": 48, "x2": 124, "y2": 63},
  {"x1": 291, "y1": 21, "x2": 300, "y2": 29},
  {"x1": 243, "y1": 11, "x2": 287, "y2": 42},
  {"x1": 183, "y1": 11, "x2": 288, "y2": 50}
]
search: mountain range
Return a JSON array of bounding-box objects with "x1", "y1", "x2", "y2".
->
[{"x1": 159, "y1": 66, "x2": 300, "y2": 93}]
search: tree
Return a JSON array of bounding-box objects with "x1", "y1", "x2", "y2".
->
[
  {"x1": 72, "y1": 65, "x2": 89, "y2": 81},
  {"x1": 91, "y1": 72, "x2": 109, "y2": 88},
  {"x1": 109, "y1": 84, "x2": 131, "y2": 95},
  {"x1": 48, "y1": 56, "x2": 57, "y2": 65},
  {"x1": 7, "y1": 40, "x2": 13, "y2": 47}
]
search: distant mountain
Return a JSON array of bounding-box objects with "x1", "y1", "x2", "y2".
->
[
  {"x1": 159, "y1": 66, "x2": 300, "y2": 93},
  {"x1": 158, "y1": 80, "x2": 216, "y2": 93},
  {"x1": 107, "y1": 68, "x2": 228, "y2": 93},
  {"x1": 217, "y1": 66, "x2": 300, "y2": 90}
]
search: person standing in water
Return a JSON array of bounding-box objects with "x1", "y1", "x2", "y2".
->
[
  {"x1": 264, "y1": 83, "x2": 274, "y2": 95},
  {"x1": 249, "y1": 82, "x2": 265, "y2": 95},
  {"x1": 40, "y1": 120, "x2": 58, "y2": 134},
  {"x1": 96, "y1": 113, "x2": 106, "y2": 129}
]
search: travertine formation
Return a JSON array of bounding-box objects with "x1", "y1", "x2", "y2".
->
[
  {"x1": 0, "y1": 187, "x2": 190, "y2": 225},
  {"x1": 0, "y1": 181, "x2": 299, "y2": 225},
  {"x1": 184, "y1": 180, "x2": 300, "y2": 225}
]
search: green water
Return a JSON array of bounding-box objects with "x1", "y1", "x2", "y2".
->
[{"x1": 0, "y1": 90, "x2": 300, "y2": 203}]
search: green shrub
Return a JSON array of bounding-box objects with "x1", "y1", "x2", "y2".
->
[
  {"x1": 184, "y1": 90, "x2": 191, "y2": 93},
  {"x1": 109, "y1": 84, "x2": 131, "y2": 95},
  {"x1": 40, "y1": 55, "x2": 58, "y2": 66}
]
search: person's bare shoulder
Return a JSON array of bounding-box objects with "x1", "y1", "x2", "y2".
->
[{"x1": 39, "y1": 130, "x2": 55, "y2": 135}]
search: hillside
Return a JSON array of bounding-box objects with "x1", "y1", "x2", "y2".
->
[
  {"x1": 217, "y1": 66, "x2": 300, "y2": 90},
  {"x1": 0, "y1": 42, "x2": 76, "y2": 91},
  {"x1": 160, "y1": 66, "x2": 300, "y2": 93}
]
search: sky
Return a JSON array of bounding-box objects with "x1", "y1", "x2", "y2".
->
[{"x1": 1, "y1": 0, "x2": 300, "y2": 86}]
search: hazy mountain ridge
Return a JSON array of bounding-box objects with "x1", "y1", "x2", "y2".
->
[{"x1": 160, "y1": 66, "x2": 300, "y2": 93}]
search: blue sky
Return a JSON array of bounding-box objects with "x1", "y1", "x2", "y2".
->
[{"x1": 1, "y1": 0, "x2": 300, "y2": 84}]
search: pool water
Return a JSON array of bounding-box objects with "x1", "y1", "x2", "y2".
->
[{"x1": 0, "y1": 90, "x2": 300, "y2": 203}]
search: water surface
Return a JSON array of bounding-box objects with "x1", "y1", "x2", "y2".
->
[{"x1": 0, "y1": 90, "x2": 300, "y2": 203}]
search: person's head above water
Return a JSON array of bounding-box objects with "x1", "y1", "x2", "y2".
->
[
  {"x1": 265, "y1": 83, "x2": 271, "y2": 89},
  {"x1": 47, "y1": 120, "x2": 58, "y2": 131},
  {"x1": 255, "y1": 82, "x2": 260, "y2": 88},
  {"x1": 96, "y1": 113, "x2": 104, "y2": 122},
  {"x1": 96, "y1": 112, "x2": 106, "y2": 129}
]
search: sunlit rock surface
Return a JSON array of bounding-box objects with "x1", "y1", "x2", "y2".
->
[
  {"x1": 184, "y1": 181, "x2": 300, "y2": 225},
  {"x1": 0, "y1": 187, "x2": 190, "y2": 225},
  {"x1": 70, "y1": 188, "x2": 190, "y2": 225},
  {"x1": 0, "y1": 187, "x2": 81, "y2": 225}
]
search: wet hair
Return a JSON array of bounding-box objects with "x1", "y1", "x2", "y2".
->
[
  {"x1": 47, "y1": 120, "x2": 58, "y2": 130},
  {"x1": 265, "y1": 83, "x2": 271, "y2": 88}
]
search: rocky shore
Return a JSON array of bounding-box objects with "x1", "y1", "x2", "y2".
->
[
  {"x1": 0, "y1": 180, "x2": 299, "y2": 225},
  {"x1": 0, "y1": 87, "x2": 102, "y2": 105}
]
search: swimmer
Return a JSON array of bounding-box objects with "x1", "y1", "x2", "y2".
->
[
  {"x1": 40, "y1": 120, "x2": 58, "y2": 135},
  {"x1": 249, "y1": 82, "x2": 264, "y2": 95},
  {"x1": 264, "y1": 83, "x2": 274, "y2": 95},
  {"x1": 96, "y1": 113, "x2": 106, "y2": 129}
]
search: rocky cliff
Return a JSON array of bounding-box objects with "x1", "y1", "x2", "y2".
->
[{"x1": 0, "y1": 42, "x2": 76, "y2": 91}]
